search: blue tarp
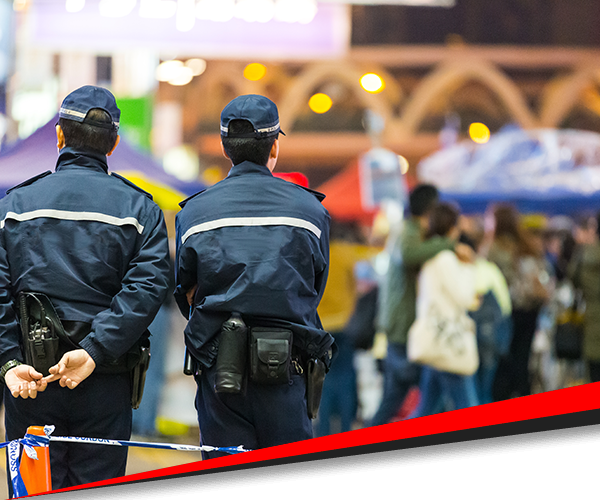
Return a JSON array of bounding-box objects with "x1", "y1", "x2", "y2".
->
[
  {"x1": 0, "y1": 116, "x2": 205, "y2": 199},
  {"x1": 418, "y1": 126, "x2": 600, "y2": 215}
]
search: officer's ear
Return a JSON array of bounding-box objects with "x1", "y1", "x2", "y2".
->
[
  {"x1": 56, "y1": 125, "x2": 66, "y2": 150},
  {"x1": 107, "y1": 135, "x2": 121, "y2": 157},
  {"x1": 266, "y1": 139, "x2": 279, "y2": 172},
  {"x1": 220, "y1": 141, "x2": 230, "y2": 160}
]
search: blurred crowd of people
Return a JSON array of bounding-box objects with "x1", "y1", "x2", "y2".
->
[{"x1": 313, "y1": 182, "x2": 600, "y2": 435}]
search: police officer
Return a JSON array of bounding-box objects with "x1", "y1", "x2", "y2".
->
[
  {"x1": 175, "y1": 94, "x2": 333, "y2": 457},
  {"x1": 0, "y1": 85, "x2": 171, "y2": 488}
]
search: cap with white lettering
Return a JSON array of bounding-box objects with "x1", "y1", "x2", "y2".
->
[
  {"x1": 220, "y1": 94, "x2": 285, "y2": 138},
  {"x1": 59, "y1": 85, "x2": 120, "y2": 130}
]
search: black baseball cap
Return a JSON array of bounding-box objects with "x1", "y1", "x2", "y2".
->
[
  {"x1": 220, "y1": 94, "x2": 285, "y2": 138},
  {"x1": 59, "y1": 85, "x2": 120, "y2": 130}
]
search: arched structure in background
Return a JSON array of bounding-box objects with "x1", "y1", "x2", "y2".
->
[
  {"x1": 539, "y1": 66, "x2": 600, "y2": 128},
  {"x1": 399, "y1": 59, "x2": 537, "y2": 135},
  {"x1": 193, "y1": 62, "x2": 250, "y2": 120},
  {"x1": 174, "y1": 45, "x2": 600, "y2": 182},
  {"x1": 277, "y1": 61, "x2": 401, "y2": 133}
]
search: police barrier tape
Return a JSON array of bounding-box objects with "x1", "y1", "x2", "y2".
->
[
  {"x1": 0, "y1": 425, "x2": 600, "y2": 500},
  {"x1": 1, "y1": 425, "x2": 250, "y2": 498}
]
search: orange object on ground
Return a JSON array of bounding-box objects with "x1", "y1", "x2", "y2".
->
[{"x1": 19, "y1": 426, "x2": 52, "y2": 495}]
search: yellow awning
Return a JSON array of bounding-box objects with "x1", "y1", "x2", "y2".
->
[{"x1": 116, "y1": 170, "x2": 185, "y2": 211}]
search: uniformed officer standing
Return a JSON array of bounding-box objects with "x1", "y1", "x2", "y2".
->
[
  {"x1": 0, "y1": 85, "x2": 171, "y2": 488},
  {"x1": 175, "y1": 94, "x2": 333, "y2": 458}
]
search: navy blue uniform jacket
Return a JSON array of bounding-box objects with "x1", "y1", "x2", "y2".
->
[
  {"x1": 174, "y1": 161, "x2": 332, "y2": 368},
  {"x1": 0, "y1": 147, "x2": 171, "y2": 368}
]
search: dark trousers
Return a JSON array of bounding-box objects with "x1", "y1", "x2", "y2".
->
[
  {"x1": 5, "y1": 371, "x2": 132, "y2": 492},
  {"x1": 316, "y1": 333, "x2": 357, "y2": 436},
  {"x1": 195, "y1": 363, "x2": 313, "y2": 459},
  {"x1": 588, "y1": 361, "x2": 600, "y2": 383},
  {"x1": 369, "y1": 342, "x2": 421, "y2": 427},
  {"x1": 493, "y1": 308, "x2": 540, "y2": 401}
]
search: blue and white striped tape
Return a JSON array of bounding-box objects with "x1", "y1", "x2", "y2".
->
[{"x1": 1, "y1": 425, "x2": 250, "y2": 498}]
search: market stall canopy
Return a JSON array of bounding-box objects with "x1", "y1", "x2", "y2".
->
[
  {"x1": 0, "y1": 116, "x2": 206, "y2": 211},
  {"x1": 273, "y1": 172, "x2": 309, "y2": 188},
  {"x1": 316, "y1": 161, "x2": 379, "y2": 225},
  {"x1": 417, "y1": 126, "x2": 600, "y2": 215}
]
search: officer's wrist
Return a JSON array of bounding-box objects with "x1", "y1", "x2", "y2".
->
[{"x1": 0, "y1": 359, "x2": 23, "y2": 384}]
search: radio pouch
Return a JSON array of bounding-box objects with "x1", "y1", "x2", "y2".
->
[
  {"x1": 18, "y1": 292, "x2": 67, "y2": 376},
  {"x1": 249, "y1": 327, "x2": 292, "y2": 384}
]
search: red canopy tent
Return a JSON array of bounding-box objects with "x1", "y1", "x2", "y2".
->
[
  {"x1": 316, "y1": 161, "x2": 378, "y2": 226},
  {"x1": 273, "y1": 171, "x2": 309, "y2": 187},
  {"x1": 316, "y1": 156, "x2": 419, "y2": 226}
]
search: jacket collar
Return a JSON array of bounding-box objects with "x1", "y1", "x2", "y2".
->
[
  {"x1": 226, "y1": 161, "x2": 273, "y2": 178},
  {"x1": 55, "y1": 147, "x2": 109, "y2": 174}
]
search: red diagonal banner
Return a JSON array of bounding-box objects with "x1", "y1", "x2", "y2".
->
[{"x1": 33, "y1": 382, "x2": 600, "y2": 497}]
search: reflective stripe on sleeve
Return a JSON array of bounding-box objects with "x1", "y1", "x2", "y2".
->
[
  {"x1": 181, "y1": 216, "x2": 321, "y2": 244},
  {"x1": 0, "y1": 209, "x2": 145, "y2": 234}
]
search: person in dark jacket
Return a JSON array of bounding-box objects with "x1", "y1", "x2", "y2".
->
[
  {"x1": 0, "y1": 86, "x2": 171, "y2": 490},
  {"x1": 174, "y1": 94, "x2": 332, "y2": 458}
]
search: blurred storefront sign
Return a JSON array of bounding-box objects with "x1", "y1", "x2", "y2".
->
[
  {"x1": 28, "y1": 0, "x2": 349, "y2": 59},
  {"x1": 359, "y1": 147, "x2": 408, "y2": 211}
]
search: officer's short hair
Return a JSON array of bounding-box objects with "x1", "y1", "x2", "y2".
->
[
  {"x1": 409, "y1": 183, "x2": 439, "y2": 217},
  {"x1": 59, "y1": 108, "x2": 119, "y2": 155},
  {"x1": 221, "y1": 119, "x2": 277, "y2": 166}
]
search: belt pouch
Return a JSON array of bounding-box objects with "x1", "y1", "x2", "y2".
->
[
  {"x1": 249, "y1": 327, "x2": 292, "y2": 385},
  {"x1": 214, "y1": 313, "x2": 247, "y2": 393}
]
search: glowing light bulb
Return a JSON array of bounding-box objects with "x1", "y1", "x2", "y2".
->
[
  {"x1": 168, "y1": 66, "x2": 194, "y2": 86},
  {"x1": 360, "y1": 73, "x2": 385, "y2": 94},
  {"x1": 469, "y1": 122, "x2": 490, "y2": 144},
  {"x1": 185, "y1": 58, "x2": 207, "y2": 76},
  {"x1": 156, "y1": 60, "x2": 184, "y2": 82},
  {"x1": 243, "y1": 63, "x2": 267, "y2": 81},
  {"x1": 309, "y1": 93, "x2": 332, "y2": 114}
]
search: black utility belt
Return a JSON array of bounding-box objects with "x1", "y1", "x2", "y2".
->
[
  {"x1": 210, "y1": 313, "x2": 327, "y2": 420},
  {"x1": 213, "y1": 313, "x2": 296, "y2": 392}
]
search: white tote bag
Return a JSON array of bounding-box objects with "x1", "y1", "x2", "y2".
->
[{"x1": 407, "y1": 305, "x2": 479, "y2": 376}]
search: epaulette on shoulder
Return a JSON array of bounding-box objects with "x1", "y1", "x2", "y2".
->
[
  {"x1": 179, "y1": 189, "x2": 207, "y2": 208},
  {"x1": 6, "y1": 171, "x2": 52, "y2": 195},
  {"x1": 110, "y1": 173, "x2": 153, "y2": 200},
  {"x1": 299, "y1": 185, "x2": 326, "y2": 203}
]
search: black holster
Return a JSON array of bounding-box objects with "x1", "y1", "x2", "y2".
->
[
  {"x1": 131, "y1": 335, "x2": 151, "y2": 410},
  {"x1": 306, "y1": 357, "x2": 326, "y2": 419},
  {"x1": 18, "y1": 292, "x2": 67, "y2": 376},
  {"x1": 18, "y1": 291, "x2": 151, "y2": 408}
]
